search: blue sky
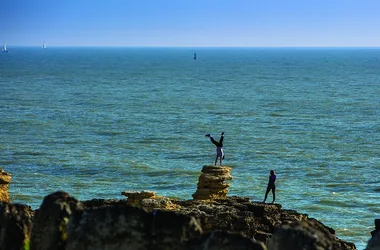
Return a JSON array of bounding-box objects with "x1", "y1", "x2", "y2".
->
[{"x1": 2, "y1": 0, "x2": 380, "y2": 47}]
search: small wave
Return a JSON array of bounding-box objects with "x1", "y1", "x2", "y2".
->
[
  {"x1": 71, "y1": 182, "x2": 90, "y2": 189},
  {"x1": 368, "y1": 207, "x2": 380, "y2": 213},
  {"x1": 166, "y1": 154, "x2": 206, "y2": 160},
  {"x1": 270, "y1": 113, "x2": 284, "y2": 117},
  {"x1": 146, "y1": 169, "x2": 198, "y2": 178},
  {"x1": 255, "y1": 151, "x2": 276, "y2": 155},
  {"x1": 305, "y1": 172, "x2": 327, "y2": 178},
  {"x1": 95, "y1": 131, "x2": 125, "y2": 136},
  {"x1": 13, "y1": 151, "x2": 45, "y2": 156},
  {"x1": 335, "y1": 228, "x2": 365, "y2": 237},
  {"x1": 325, "y1": 182, "x2": 361, "y2": 188},
  {"x1": 318, "y1": 198, "x2": 361, "y2": 208}
]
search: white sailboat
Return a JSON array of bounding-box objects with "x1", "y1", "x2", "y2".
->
[
  {"x1": 2, "y1": 43, "x2": 9, "y2": 53},
  {"x1": 42, "y1": 42, "x2": 47, "y2": 49}
]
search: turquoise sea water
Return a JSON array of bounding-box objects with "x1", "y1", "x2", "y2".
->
[{"x1": 0, "y1": 47, "x2": 379, "y2": 249}]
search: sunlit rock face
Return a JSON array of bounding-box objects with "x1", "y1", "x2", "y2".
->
[
  {"x1": 0, "y1": 168, "x2": 11, "y2": 203},
  {"x1": 192, "y1": 165, "x2": 233, "y2": 200}
]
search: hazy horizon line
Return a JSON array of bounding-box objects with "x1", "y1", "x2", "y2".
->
[{"x1": 3, "y1": 45, "x2": 380, "y2": 49}]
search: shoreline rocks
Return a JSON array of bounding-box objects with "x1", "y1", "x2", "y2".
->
[
  {"x1": 0, "y1": 168, "x2": 11, "y2": 203},
  {"x1": 0, "y1": 191, "x2": 358, "y2": 250},
  {"x1": 0, "y1": 166, "x2": 367, "y2": 249}
]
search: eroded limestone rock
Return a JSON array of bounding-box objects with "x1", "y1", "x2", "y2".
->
[
  {"x1": 121, "y1": 190, "x2": 179, "y2": 210},
  {"x1": 122, "y1": 190, "x2": 156, "y2": 199},
  {"x1": 192, "y1": 165, "x2": 233, "y2": 200},
  {"x1": 0, "y1": 168, "x2": 11, "y2": 203},
  {"x1": 121, "y1": 190, "x2": 156, "y2": 203}
]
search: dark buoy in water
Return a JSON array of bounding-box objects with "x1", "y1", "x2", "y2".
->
[{"x1": 193, "y1": 52, "x2": 197, "y2": 60}]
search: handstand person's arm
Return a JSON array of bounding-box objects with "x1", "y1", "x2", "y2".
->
[{"x1": 219, "y1": 132, "x2": 224, "y2": 145}]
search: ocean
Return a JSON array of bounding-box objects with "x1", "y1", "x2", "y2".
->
[{"x1": 0, "y1": 47, "x2": 379, "y2": 249}]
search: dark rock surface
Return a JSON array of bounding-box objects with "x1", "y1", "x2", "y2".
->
[
  {"x1": 0, "y1": 202, "x2": 34, "y2": 250},
  {"x1": 267, "y1": 219, "x2": 356, "y2": 250},
  {"x1": 75, "y1": 195, "x2": 356, "y2": 250},
  {"x1": 185, "y1": 231, "x2": 267, "y2": 250},
  {"x1": 30, "y1": 191, "x2": 83, "y2": 250},
  {"x1": 0, "y1": 191, "x2": 359, "y2": 250},
  {"x1": 66, "y1": 204, "x2": 202, "y2": 250},
  {"x1": 366, "y1": 219, "x2": 380, "y2": 250}
]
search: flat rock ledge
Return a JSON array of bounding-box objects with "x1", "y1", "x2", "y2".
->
[
  {"x1": 121, "y1": 190, "x2": 157, "y2": 201},
  {"x1": 121, "y1": 190, "x2": 179, "y2": 210},
  {"x1": 192, "y1": 165, "x2": 233, "y2": 200},
  {"x1": 0, "y1": 168, "x2": 11, "y2": 203}
]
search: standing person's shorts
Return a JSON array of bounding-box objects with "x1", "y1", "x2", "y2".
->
[{"x1": 216, "y1": 147, "x2": 224, "y2": 158}]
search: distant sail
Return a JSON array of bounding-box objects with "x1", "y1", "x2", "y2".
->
[
  {"x1": 2, "y1": 43, "x2": 9, "y2": 53},
  {"x1": 42, "y1": 42, "x2": 47, "y2": 49}
]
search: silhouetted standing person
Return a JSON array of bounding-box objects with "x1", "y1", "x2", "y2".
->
[
  {"x1": 263, "y1": 170, "x2": 276, "y2": 204},
  {"x1": 205, "y1": 132, "x2": 224, "y2": 166}
]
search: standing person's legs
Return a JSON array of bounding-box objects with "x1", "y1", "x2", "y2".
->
[
  {"x1": 271, "y1": 186, "x2": 276, "y2": 203},
  {"x1": 263, "y1": 187, "x2": 270, "y2": 203},
  {"x1": 220, "y1": 148, "x2": 224, "y2": 166}
]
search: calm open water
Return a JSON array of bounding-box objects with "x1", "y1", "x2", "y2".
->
[{"x1": 0, "y1": 47, "x2": 379, "y2": 249}]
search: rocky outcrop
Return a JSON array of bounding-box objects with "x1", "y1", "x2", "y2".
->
[
  {"x1": 1, "y1": 166, "x2": 358, "y2": 250},
  {"x1": 192, "y1": 165, "x2": 233, "y2": 200},
  {"x1": 121, "y1": 190, "x2": 179, "y2": 210},
  {"x1": 0, "y1": 168, "x2": 11, "y2": 203},
  {"x1": 66, "y1": 204, "x2": 203, "y2": 250},
  {"x1": 172, "y1": 197, "x2": 355, "y2": 249},
  {"x1": 74, "y1": 196, "x2": 355, "y2": 250},
  {"x1": 0, "y1": 192, "x2": 357, "y2": 250},
  {"x1": 366, "y1": 219, "x2": 380, "y2": 250},
  {"x1": 30, "y1": 191, "x2": 83, "y2": 250},
  {"x1": 0, "y1": 202, "x2": 34, "y2": 250},
  {"x1": 267, "y1": 219, "x2": 356, "y2": 250}
]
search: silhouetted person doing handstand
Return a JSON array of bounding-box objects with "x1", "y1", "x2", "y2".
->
[{"x1": 205, "y1": 132, "x2": 224, "y2": 166}]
